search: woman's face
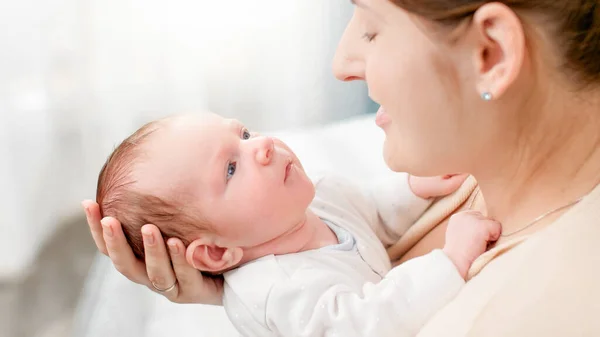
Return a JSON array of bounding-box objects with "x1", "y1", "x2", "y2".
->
[{"x1": 334, "y1": 0, "x2": 483, "y2": 176}]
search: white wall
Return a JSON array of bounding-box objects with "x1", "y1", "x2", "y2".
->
[{"x1": 0, "y1": 0, "x2": 372, "y2": 280}]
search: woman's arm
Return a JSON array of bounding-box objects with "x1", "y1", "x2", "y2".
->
[{"x1": 82, "y1": 200, "x2": 223, "y2": 305}]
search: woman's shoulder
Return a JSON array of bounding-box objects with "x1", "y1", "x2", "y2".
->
[
  {"x1": 417, "y1": 183, "x2": 600, "y2": 337},
  {"x1": 469, "y1": 188, "x2": 600, "y2": 335}
]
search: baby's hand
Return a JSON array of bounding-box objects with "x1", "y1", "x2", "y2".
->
[
  {"x1": 409, "y1": 174, "x2": 469, "y2": 199},
  {"x1": 442, "y1": 211, "x2": 502, "y2": 279}
]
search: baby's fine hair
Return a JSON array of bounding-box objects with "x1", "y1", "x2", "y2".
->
[{"x1": 96, "y1": 119, "x2": 206, "y2": 260}]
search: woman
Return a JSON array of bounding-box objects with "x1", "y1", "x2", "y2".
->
[{"x1": 83, "y1": 0, "x2": 600, "y2": 335}]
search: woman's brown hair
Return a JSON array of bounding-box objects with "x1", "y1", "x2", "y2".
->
[{"x1": 390, "y1": 0, "x2": 600, "y2": 87}]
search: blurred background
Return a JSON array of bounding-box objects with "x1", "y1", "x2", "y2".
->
[{"x1": 0, "y1": 0, "x2": 375, "y2": 336}]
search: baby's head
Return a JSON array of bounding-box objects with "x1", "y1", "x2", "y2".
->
[{"x1": 97, "y1": 113, "x2": 315, "y2": 273}]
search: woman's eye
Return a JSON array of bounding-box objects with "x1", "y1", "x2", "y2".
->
[
  {"x1": 241, "y1": 128, "x2": 251, "y2": 140},
  {"x1": 362, "y1": 32, "x2": 377, "y2": 42},
  {"x1": 227, "y1": 162, "x2": 237, "y2": 180}
]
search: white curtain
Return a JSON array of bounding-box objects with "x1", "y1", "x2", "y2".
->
[{"x1": 0, "y1": 0, "x2": 372, "y2": 280}]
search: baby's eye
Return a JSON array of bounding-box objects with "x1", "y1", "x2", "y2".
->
[
  {"x1": 227, "y1": 162, "x2": 237, "y2": 180},
  {"x1": 241, "y1": 128, "x2": 251, "y2": 140}
]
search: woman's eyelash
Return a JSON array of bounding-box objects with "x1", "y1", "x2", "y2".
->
[{"x1": 362, "y1": 32, "x2": 377, "y2": 42}]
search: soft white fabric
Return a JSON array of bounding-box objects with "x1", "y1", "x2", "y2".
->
[
  {"x1": 73, "y1": 115, "x2": 407, "y2": 337},
  {"x1": 223, "y1": 175, "x2": 464, "y2": 337}
]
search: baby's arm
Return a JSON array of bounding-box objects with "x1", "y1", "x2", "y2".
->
[
  {"x1": 264, "y1": 250, "x2": 462, "y2": 337},
  {"x1": 261, "y1": 211, "x2": 501, "y2": 337},
  {"x1": 366, "y1": 172, "x2": 432, "y2": 246},
  {"x1": 226, "y1": 212, "x2": 501, "y2": 337},
  {"x1": 365, "y1": 173, "x2": 468, "y2": 246}
]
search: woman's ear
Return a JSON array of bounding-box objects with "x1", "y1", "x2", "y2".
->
[
  {"x1": 470, "y1": 2, "x2": 525, "y2": 99},
  {"x1": 185, "y1": 237, "x2": 243, "y2": 273}
]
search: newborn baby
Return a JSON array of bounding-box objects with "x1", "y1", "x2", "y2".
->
[{"x1": 96, "y1": 113, "x2": 500, "y2": 337}]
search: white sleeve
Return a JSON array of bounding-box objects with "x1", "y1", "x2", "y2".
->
[
  {"x1": 364, "y1": 172, "x2": 433, "y2": 247},
  {"x1": 265, "y1": 249, "x2": 464, "y2": 337}
]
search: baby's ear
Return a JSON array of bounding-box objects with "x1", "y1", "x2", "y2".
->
[{"x1": 185, "y1": 237, "x2": 243, "y2": 273}]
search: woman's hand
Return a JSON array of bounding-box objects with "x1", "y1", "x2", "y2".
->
[{"x1": 81, "y1": 200, "x2": 223, "y2": 305}]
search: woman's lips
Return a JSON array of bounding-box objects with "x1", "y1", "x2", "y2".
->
[{"x1": 375, "y1": 106, "x2": 391, "y2": 127}]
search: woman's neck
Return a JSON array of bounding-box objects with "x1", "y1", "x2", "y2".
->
[{"x1": 474, "y1": 91, "x2": 600, "y2": 237}]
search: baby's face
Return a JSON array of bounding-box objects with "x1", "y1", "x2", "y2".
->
[{"x1": 136, "y1": 113, "x2": 315, "y2": 248}]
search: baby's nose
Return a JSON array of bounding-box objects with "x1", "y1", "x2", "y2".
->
[{"x1": 253, "y1": 136, "x2": 274, "y2": 165}]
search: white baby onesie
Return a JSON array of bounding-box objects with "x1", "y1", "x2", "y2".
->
[{"x1": 222, "y1": 173, "x2": 465, "y2": 337}]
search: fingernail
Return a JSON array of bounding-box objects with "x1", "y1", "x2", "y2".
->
[
  {"x1": 143, "y1": 229, "x2": 155, "y2": 245},
  {"x1": 101, "y1": 221, "x2": 113, "y2": 237},
  {"x1": 168, "y1": 241, "x2": 179, "y2": 255}
]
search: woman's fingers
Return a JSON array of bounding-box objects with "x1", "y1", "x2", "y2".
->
[
  {"x1": 83, "y1": 203, "x2": 224, "y2": 304},
  {"x1": 166, "y1": 238, "x2": 223, "y2": 305},
  {"x1": 82, "y1": 200, "x2": 107, "y2": 255},
  {"x1": 142, "y1": 225, "x2": 178, "y2": 295},
  {"x1": 165, "y1": 238, "x2": 188, "y2": 301},
  {"x1": 102, "y1": 217, "x2": 149, "y2": 285}
]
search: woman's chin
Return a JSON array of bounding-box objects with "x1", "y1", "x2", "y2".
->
[{"x1": 382, "y1": 138, "x2": 405, "y2": 172}]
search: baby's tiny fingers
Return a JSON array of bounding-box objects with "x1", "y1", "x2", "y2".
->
[{"x1": 485, "y1": 220, "x2": 503, "y2": 241}]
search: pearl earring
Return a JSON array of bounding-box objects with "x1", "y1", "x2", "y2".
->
[{"x1": 481, "y1": 92, "x2": 493, "y2": 101}]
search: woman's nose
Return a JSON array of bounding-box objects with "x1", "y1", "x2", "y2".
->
[
  {"x1": 333, "y1": 53, "x2": 366, "y2": 82},
  {"x1": 251, "y1": 136, "x2": 274, "y2": 165},
  {"x1": 332, "y1": 15, "x2": 366, "y2": 82}
]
